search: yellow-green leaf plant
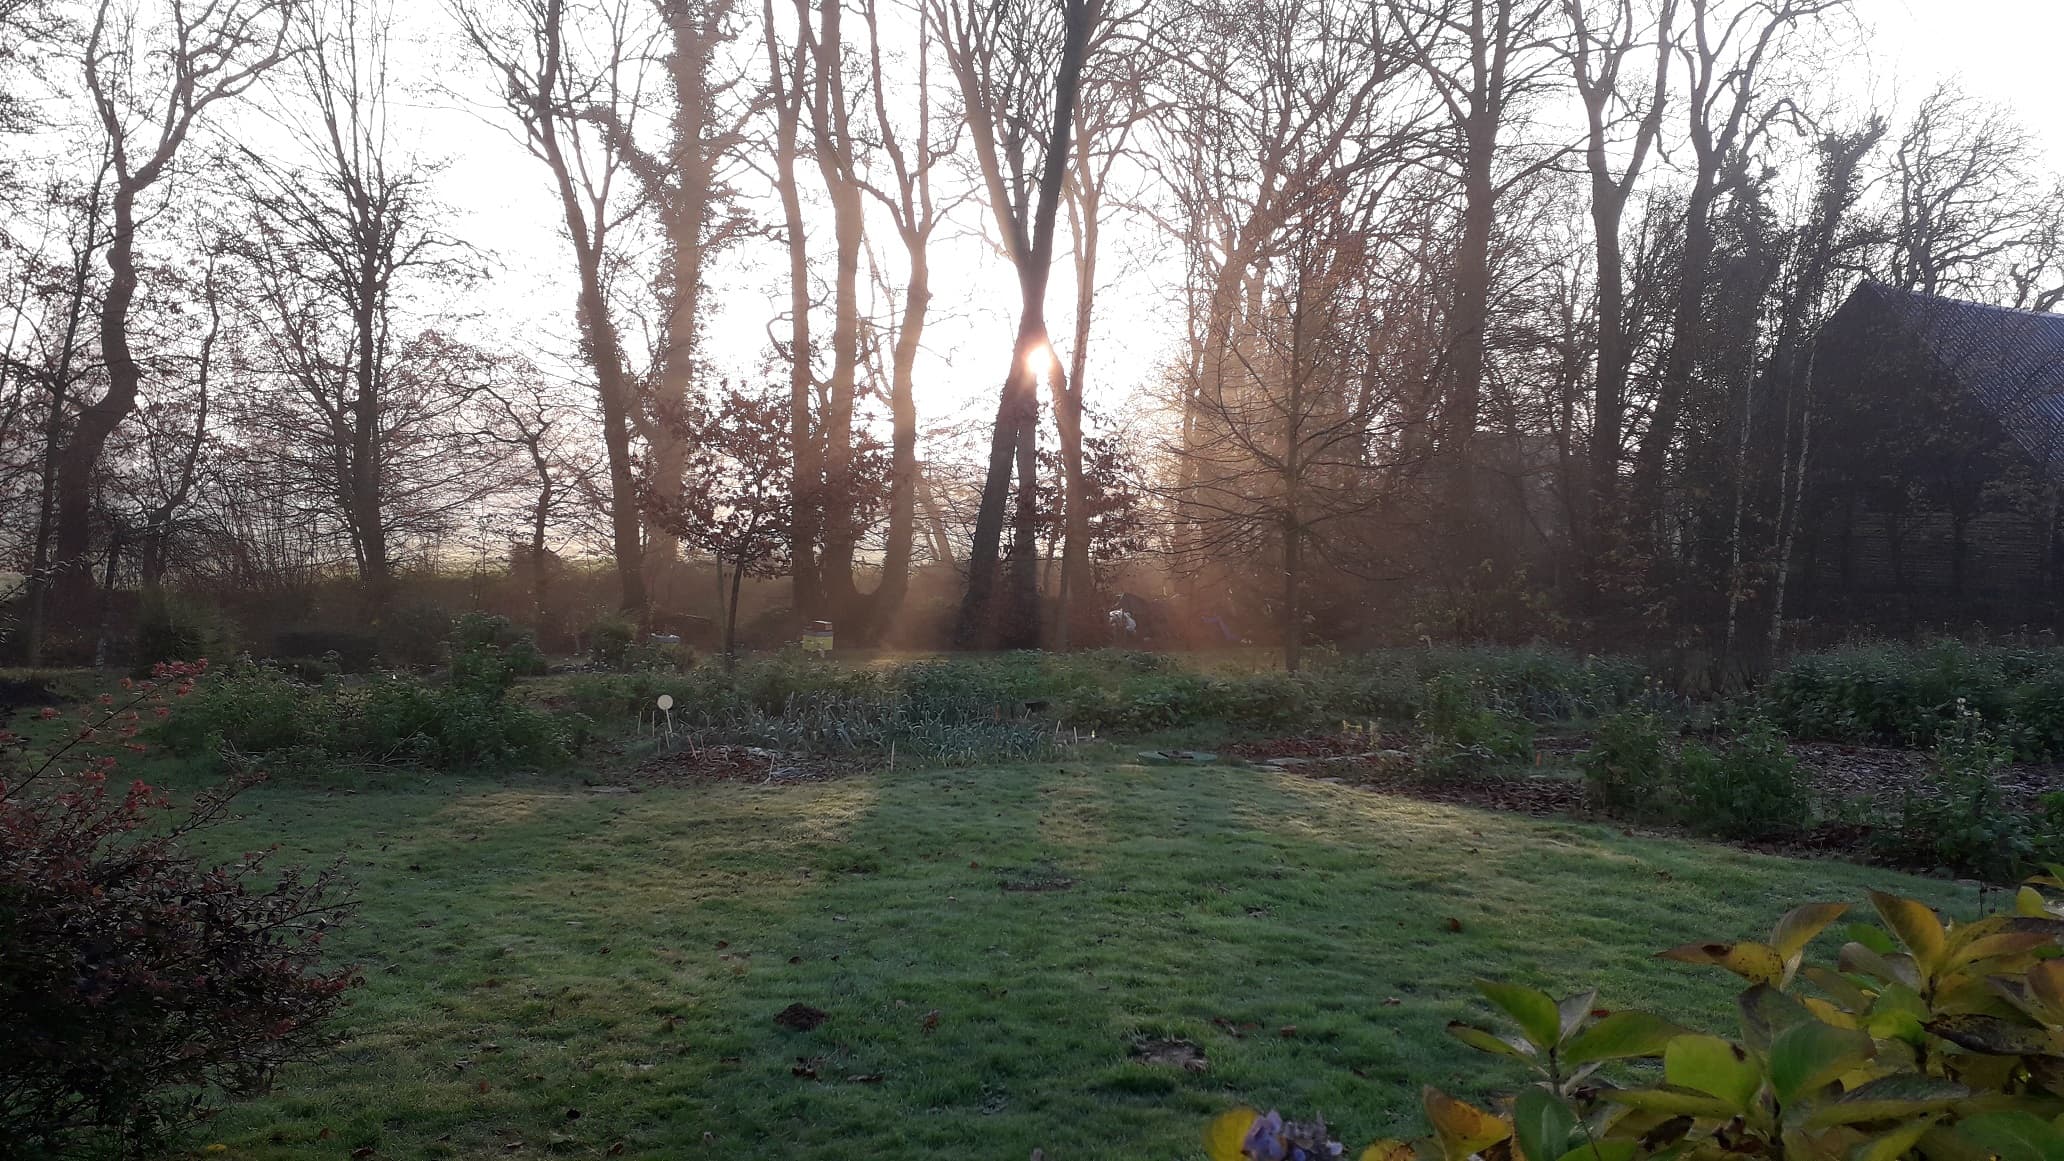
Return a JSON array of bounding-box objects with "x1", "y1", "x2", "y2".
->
[{"x1": 1210, "y1": 884, "x2": 2064, "y2": 1161}]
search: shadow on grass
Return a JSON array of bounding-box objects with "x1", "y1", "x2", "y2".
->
[{"x1": 195, "y1": 762, "x2": 1977, "y2": 1161}]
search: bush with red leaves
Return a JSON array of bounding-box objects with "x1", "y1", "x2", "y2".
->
[{"x1": 0, "y1": 661, "x2": 359, "y2": 1159}]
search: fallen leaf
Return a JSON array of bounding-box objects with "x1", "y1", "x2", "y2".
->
[
  {"x1": 1278, "y1": 1025, "x2": 1298, "y2": 1038},
  {"x1": 1445, "y1": 917, "x2": 1463, "y2": 933},
  {"x1": 318, "y1": 1128, "x2": 335, "y2": 1141},
  {"x1": 477, "y1": 1081, "x2": 491, "y2": 1094},
  {"x1": 921, "y1": 1009, "x2": 941, "y2": 1033}
]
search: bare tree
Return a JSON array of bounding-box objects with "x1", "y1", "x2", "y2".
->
[
  {"x1": 478, "y1": 359, "x2": 599, "y2": 640},
  {"x1": 53, "y1": 0, "x2": 296, "y2": 633},
  {"x1": 1050, "y1": 0, "x2": 1146, "y2": 647},
  {"x1": 1625, "y1": 0, "x2": 1847, "y2": 537},
  {"x1": 1396, "y1": 0, "x2": 1561, "y2": 517},
  {"x1": 7, "y1": 160, "x2": 110, "y2": 662},
  {"x1": 1562, "y1": 0, "x2": 1673, "y2": 560},
  {"x1": 1886, "y1": 84, "x2": 2048, "y2": 304},
  {"x1": 578, "y1": 0, "x2": 750, "y2": 601},
  {"x1": 935, "y1": 0, "x2": 1097, "y2": 648},
  {"x1": 455, "y1": 0, "x2": 656, "y2": 614},
  {"x1": 759, "y1": 0, "x2": 820, "y2": 618},
  {"x1": 852, "y1": 0, "x2": 954, "y2": 642},
  {"x1": 236, "y1": 0, "x2": 455, "y2": 606},
  {"x1": 1169, "y1": 183, "x2": 1407, "y2": 668}
]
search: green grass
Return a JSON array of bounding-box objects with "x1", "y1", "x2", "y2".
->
[{"x1": 175, "y1": 760, "x2": 1973, "y2": 1161}]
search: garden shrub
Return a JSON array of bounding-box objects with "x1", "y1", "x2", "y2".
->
[
  {"x1": 376, "y1": 602, "x2": 455, "y2": 669},
  {"x1": 587, "y1": 615, "x2": 638, "y2": 669},
  {"x1": 1211, "y1": 670, "x2": 1311, "y2": 731},
  {"x1": 1413, "y1": 672, "x2": 1532, "y2": 778},
  {"x1": 2007, "y1": 670, "x2": 2064, "y2": 761},
  {"x1": 132, "y1": 590, "x2": 234, "y2": 673},
  {"x1": 1672, "y1": 718, "x2": 1809, "y2": 840},
  {"x1": 0, "y1": 667, "x2": 358, "y2": 1158},
  {"x1": 1209, "y1": 885, "x2": 2064, "y2": 1161},
  {"x1": 622, "y1": 638, "x2": 693, "y2": 672},
  {"x1": 155, "y1": 665, "x2": 319, "y2": 759},
  {"x1": 451, "y1": 612, "x2": 546, "y2": 672},
  {"x1": 156, "y1": 662, "x2": 571, "y2": 773},
  {"x1": 272, "y1": 627, "x2": 379, "y2": 672},
  {"x1": 1872, "y1": 703, "x2": 2044, "y2": 881},
  {"x1": 1580, "y1": 707, "x2": 1671, "y2": 814},
  {"x1": 448, "y1": 612, "x2": 547, "y2": 693}
]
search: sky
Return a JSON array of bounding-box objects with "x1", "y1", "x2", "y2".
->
[
  {"x1": 1870, "y1": 0, "x2": 2064, "y2": 161},
  {"x1": 384, "y1": 0, "x2": 2064, "y2": 437}
]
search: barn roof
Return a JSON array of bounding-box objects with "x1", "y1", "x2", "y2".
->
[{"x1": 1829, "y1": 281, "x2": 2064, "y2": 474}]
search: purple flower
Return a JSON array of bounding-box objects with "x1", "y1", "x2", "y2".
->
[
  {"x1": 1245, "y1": 1110, "x2": 1346, "y2": 1160},
  {"x1": 1245, "y1": 1111, "x2": 1288, "y2": 1161}
]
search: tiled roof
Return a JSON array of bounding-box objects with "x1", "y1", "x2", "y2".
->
[{"x1": 1837, "y1": 281, "x2": 2064, "y2": 475}]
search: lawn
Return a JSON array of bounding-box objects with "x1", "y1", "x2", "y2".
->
[{"x1": 179, "y1": 758, "x2": 1974, "y2": 1161}]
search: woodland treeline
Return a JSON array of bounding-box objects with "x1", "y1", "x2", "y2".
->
[{"x1": 2, "y1": 0, "x2": 2062, "y2": 665}]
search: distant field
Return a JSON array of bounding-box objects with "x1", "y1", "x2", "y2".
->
[{"x1": 179, "y1": 759, "x2": 1970, "y2": 1161}]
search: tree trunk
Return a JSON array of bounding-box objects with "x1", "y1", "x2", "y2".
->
[
  {"x1": 1629, "y1": 176, "x2": 1721, "y2": 537},
  {"x1": 865, "y1": 230, "x2": 926, "y2": 644},
  {"x1": 21, "y1": 183, "x2": 102, "y2": 662},
  {"x1": 647, "y1": 2, "x2": 727, "y2": 601},
  {"x1": 550, "y1": 195, "x2": 644, "y2": 616},
  {"x1": 1282, "y1": 518, "x2": 1302, "y2": 672},
  {"x1": 959, "y1": 324, "x2": 1048, "y2": 649},
  {"x1": 725, "y1": 555, "x2": 744, "y2": 665},
  {"x1": 51, "y1": 180, "x2": 141, "y2": 626},
  {"x1": 1443, "y1": 133, "x2": 1497, "y2": 528},
  {"x1": 350, "y1": 262, "x2": 389, "y2": 609},
  {"x1": 1055, "y1": 190, "x2": 1097, "y2": 650},
  {"x1": 767, "y1": 4, "x2": 819, "y2": 620}
]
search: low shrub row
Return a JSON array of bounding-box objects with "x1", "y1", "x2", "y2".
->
[
  {"x1": 555, "y1": 646, "x2": 1639, "y2": 743},
  {"x1": 1760, "y1": 639, "x2": 2064, "y2": 759},
  {"x1": 154, "y1": 615, "x2": 571, "y2": 774}
]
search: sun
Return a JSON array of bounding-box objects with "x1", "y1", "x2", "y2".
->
[{"x1": 1023, "y1": 341, "x2": 1052, "y2": 378}]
